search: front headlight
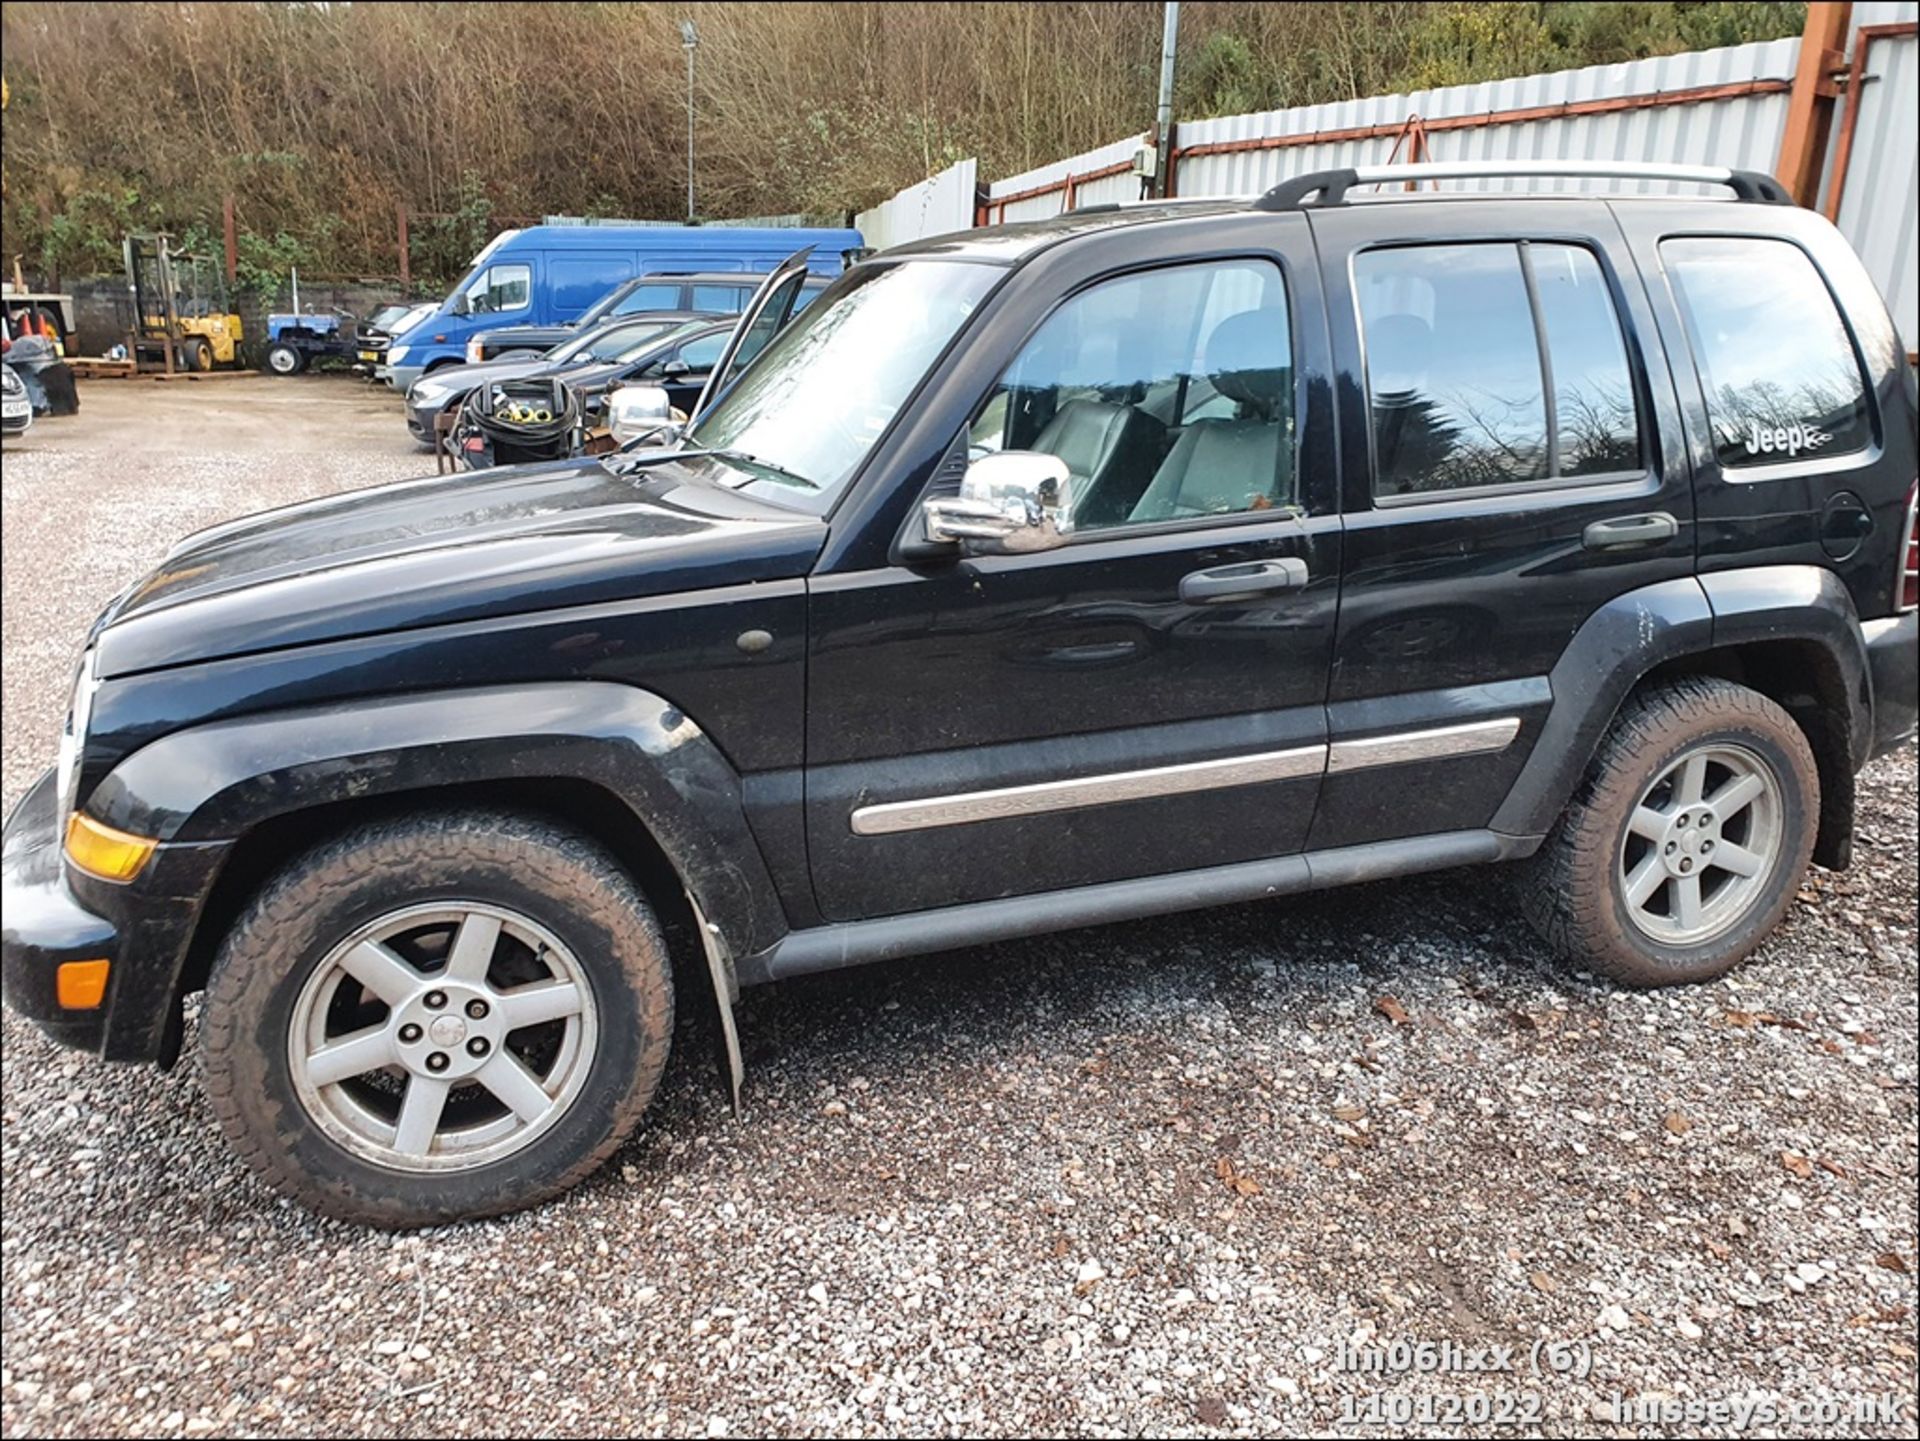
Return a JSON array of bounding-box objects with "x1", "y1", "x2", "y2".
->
[
  {"x1": 387, "y1": 345, "x2": 411, "y2": 364},
  {"x1": 55, "y1": 648, "x2": 98, "y2": 824},
  {"x1": 1, "y1": 366, "x2": 22, "y2": 396},
  {"x1": 410, "y1": 381, "x2": 447, "y2": 406}
]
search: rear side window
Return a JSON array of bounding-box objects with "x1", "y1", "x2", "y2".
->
[
  {"x1": 1356, "y1": 242, "x2": 1641, "y2": 498},
  {"x1": 691, "y1": 284, "x2": 751, "y2": 312},
  {"x1": 612, "y1": 283, "x2": 684, "y2": 316},
  {"x1": 1662, "y1": 237, "x2": 1872, "y2": 471}
]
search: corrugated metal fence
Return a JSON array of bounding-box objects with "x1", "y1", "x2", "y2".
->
[
  {"x1": 933, "y1": 12, "x2": 1919, "y2": 341},
  {"x1": 854, "y1": 158, "x2": 978, "y2": 251}
]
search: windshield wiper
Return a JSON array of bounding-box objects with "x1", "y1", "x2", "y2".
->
[{"x1": 702, "y1": 448, "x2": 820, "y2": 491}]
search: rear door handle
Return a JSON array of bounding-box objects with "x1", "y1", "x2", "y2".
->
[
  {"x1": 1583, "y1": 512, "x2": 1678, "y2": 551},
  {"x1": 1178, "y1": 558, "x2": 1310, "y2": 604}
]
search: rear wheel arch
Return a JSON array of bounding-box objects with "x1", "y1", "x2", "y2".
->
[{"x1": 1493, "y1": 569, "x2": 1870, "y2": 869}]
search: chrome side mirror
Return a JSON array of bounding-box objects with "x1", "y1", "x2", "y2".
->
[
  {"x1": 922, "y1": 451, "x2": 1074, "y2": 554},
  {"x1": 609, "y1": 384, "x2": 680, "y2": 446}
]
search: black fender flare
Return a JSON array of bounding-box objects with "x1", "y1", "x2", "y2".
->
[
  {"x1": 1491, "y1": 567, "x2": 1870, "y2": 842},
  {"x1": 86, "y1": 681, "x2": 789, "y2": 971}
]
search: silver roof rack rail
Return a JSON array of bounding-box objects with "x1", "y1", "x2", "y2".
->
[{"x1": 1253, "y1": 160, "x2": 1794, "y2": 211}]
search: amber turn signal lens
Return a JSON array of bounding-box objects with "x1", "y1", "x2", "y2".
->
[
  {"x1": 56, "y1": 959, "x2": 111, "y2": 1010},
  {"x1": 64, "y1": 812, "x2": 157, "y2": 882}
]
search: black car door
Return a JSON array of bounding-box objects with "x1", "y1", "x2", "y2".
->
[
  {"x1": 803, "y1": 218, "x2": 1342, "y2": 921},
  {"x1": 1302, "y1": 200, "x2": 1696, "y2": 851}
]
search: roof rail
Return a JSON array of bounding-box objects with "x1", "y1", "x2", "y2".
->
[{"x1": 1253, "y1": 161, "x2": 1794, "y2": 211}]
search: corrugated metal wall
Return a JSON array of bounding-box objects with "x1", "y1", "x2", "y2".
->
[
  {"x1": 855, "y1": 158, "x2": 979, "y2": 251},
  {"x1": 1170, "y1": 39, "x2": 1800, "y2": 198},
  {"x1": 987, "y1": 136, "x2": 1147, "y2": 223},
  {"x1": 970, "y1": 21, "x2": 1914, "y2": 341},
  {"x1": 1823, "y1": 2, "x2": 1918, "y2": 344}
]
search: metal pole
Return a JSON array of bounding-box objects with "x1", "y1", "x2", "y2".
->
[
  {"x1": 682, "y1": 20, "x2": 698, "y2": 222},
  {"x1": 1153, "y1": 2, "x2": 1180, "y2": 198}
]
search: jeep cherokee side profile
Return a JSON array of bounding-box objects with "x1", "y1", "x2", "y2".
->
[{"x1": 4, "y1": 161, "x2": 1916, "y2": 1227}]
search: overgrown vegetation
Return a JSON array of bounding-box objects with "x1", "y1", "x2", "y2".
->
[{"x1": 1, "y1": 1, "x2": 1804, "y2": 285}]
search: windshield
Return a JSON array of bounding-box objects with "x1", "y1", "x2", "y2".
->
[
  {"x1": 552, "y1": 317, "x2": 701, "y2": 365},
  {"x1": 367, "y1": 304, "x2": 410, "y2": 331},
  {"x1": 685, "y1": 261, "x2": 997, "y2": 498}
]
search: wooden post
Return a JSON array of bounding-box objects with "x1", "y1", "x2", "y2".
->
[
  {"x1": 222, "y1": 195, "x2": 238, "y2": 286},
  {"x1": 1777, "y1": 2, "x2": 1852, "y2": 206},
  {"x1": 397, "y1": 205, "x2": 411, "y2": 289}
]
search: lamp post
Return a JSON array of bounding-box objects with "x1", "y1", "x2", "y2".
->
[{"x1": 681, "y1": 19, "x2": 698, "y2": 222}]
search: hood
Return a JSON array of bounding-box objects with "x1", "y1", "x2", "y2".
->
[
  {"x1": 92, "y1": 455, "x2": 826, "y2": 677},
  {"x1": 411, "y1": 354, "x2": 553, "y2": 397}
]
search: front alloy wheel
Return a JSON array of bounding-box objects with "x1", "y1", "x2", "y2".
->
[
  {"x1": 288, "y1": 903, "x2": 599, "y2": 1172},
  {"x1": 203, "y1": 811, "x2": 673, "y2": 1226}
]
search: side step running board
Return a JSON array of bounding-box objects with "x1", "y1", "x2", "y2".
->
[{"x1": 738, "y1": 828, "x2": 1541, "y2": 986}]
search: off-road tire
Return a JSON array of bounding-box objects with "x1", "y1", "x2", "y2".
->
[
  {"x1": 201, "y1": 810, "x2": 673, "y2": 1227},
  {"x1": 1522, "y1": 676, "x2": 1819, "y2": 987}
]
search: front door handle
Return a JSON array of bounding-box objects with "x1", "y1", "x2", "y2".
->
[
  {"x1": 1179, "y1": 558, "x2": 1310, "y2": 604},
  {"x1": 1583, "y1": 512, "x2": 1678, "y2": 551}
]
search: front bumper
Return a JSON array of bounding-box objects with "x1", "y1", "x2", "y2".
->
[
  {"x1": 387, "y1": 362, "x2": 425, "y2": 391},
  {"x1": 3, "y1": 768, "x2": 231, "y2": 1064},
  {"x1": 405, "y1": 401, "x2": 439, "y2": 441},
  {"x1": 1864, "y1": 611, "x2": 1918, "y2": 760},
  {"x1": 2, "y1": 771, "x2": 117, "y2": 1051}
]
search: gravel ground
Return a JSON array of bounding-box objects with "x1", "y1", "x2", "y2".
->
[{"x1": 2, "y1": 389, "x2": 1916, "y2": 1438}]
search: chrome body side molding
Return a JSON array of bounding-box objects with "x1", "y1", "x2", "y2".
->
[{"x1": 850, "y1": 718, "x2": 1524, "y2": 835}]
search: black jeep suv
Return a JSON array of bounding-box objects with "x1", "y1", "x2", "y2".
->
[{"x1": 4, "y1": 161, "x2": 1915, "y2": 1227}]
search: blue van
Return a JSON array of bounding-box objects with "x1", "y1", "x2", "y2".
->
[{"x1": 385, "y1": 223, "x2": 862, "y2": 390}]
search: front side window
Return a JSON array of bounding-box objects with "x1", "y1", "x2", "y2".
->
[
  {"x1": 685, "y1": 260, "x2": 997, "y2": 498},
  {"x1": 970, "y1": 260, "x2": 1294, "y2": 531},
  {"x1": 579, "y1": 319, "x2": 679, "y2": 363},
  {"x1": 464, "y1": 262, "x2": 530, "y2": 315},
  {"x1": 1662, "y1": 237, "x2": 1872, "y2": 471},
  {"x1": 1357, "y1": 242, "x2": 1643, "y2": 498}
]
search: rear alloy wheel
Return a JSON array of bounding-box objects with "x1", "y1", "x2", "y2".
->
[
  {"x1": 202, "y1": 811, "x2": 673, "y2": 1226},
  {"x1": 1522, "y1": 676, "x2": 1818, "y2": 987},
  {"x1": 1617, "y1": 744, "x2": 1784, "y2": 948},
  {"x1": 266, "y1": 343, "x2": 306, "y2": 376}
]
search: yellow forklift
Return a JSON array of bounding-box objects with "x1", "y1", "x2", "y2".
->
[{"x1": 122, "y1": 233, "x2": 244, "y2": 373}]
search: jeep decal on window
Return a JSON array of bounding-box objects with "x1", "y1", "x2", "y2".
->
[{"x1": 1746, "y1": 420, "x2": 1833, "y2": 458}]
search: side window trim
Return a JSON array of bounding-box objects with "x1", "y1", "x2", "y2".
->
[
  {"x1": 1658, "y1": 232, "x2": 1880, "y2": 486},
  {"x1": 1352, "y1": 239, "x2": 1650, "y2": 506}
]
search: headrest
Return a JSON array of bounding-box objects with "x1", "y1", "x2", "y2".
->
[{"x1": 1205, "y1": 311, "x2": 1287, "y2": 413}]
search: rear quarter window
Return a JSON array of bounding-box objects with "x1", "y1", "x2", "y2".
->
[{"x1": 1661, "y1": 237, "x2": 1873, "y2": 472}]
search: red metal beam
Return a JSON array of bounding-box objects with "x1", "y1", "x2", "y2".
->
[
  {"x1": 1778, "y1": 2, "x2": 1854, "y2": 206},
  {"x1": 1823, "y1": 22, "x2": 1919, "y2": 221}
]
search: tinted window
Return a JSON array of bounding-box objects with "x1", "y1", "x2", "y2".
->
[
  {"x1": 611, "y1": 283, "x2": 683, "y2": 316},
  {"x1": 1663, "y1": 237, "x2": 1871, "y2": 470},
  {"x1": 1358, "y1": 245, "x2": 1547, "y2": 497},
  {"x1": 691, "y1": 284, "x2": 751, "y2": 313},
  {"x1": 972, "y1": 260, "x2": 1293, "y2": 531},
  {"x1": 1531, "y1": 245, "x2": 1639, "y2": 476}
]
